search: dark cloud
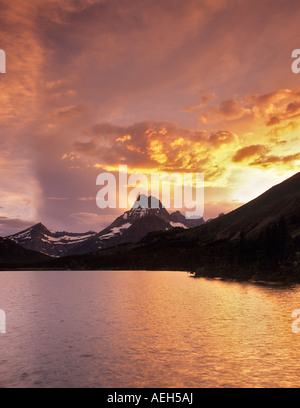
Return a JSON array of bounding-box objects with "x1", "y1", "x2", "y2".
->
[
  {"x1": 232, "y1": 145, "x2": 269, "y2": 163},
  {"x1": 286, "y1": 102, "x2": 300, "y2": 114},
  {"x1": 54, "y1": 105, "x2": 88, "y2": 120},
  {"x1": 0, "y1": 217, "x2": 32, "y2": 236},
  {"x1": 209, "y1": 131, "x2": 236, "y2": 147},
  {"x1": 250, "y1": 152, "x2": 300, "y2": 168},
  {"x1": 267, "y1": 117, "x2": 281, "y2": 126},
  {"x1": 218, "y1": 99, "x2": 246, "y2": 118}
]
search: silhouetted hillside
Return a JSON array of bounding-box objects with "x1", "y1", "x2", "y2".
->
[{"x1": 0, "y1": 237, "x2": 50, "y2": 268}]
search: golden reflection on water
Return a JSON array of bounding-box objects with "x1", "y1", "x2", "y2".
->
[{"x1": 0, "y1": 271, "x2": 300, "y2": 387}]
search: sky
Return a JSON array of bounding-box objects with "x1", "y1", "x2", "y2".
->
[{"x1": 0, "y1": 0, "x2": 300, "y2": 235}]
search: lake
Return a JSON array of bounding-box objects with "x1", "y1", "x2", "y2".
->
[{"x1": 0, "y1": 270, "x2": 300, "y2": 388}]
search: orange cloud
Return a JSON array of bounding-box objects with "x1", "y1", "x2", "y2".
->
[
  {"x1": 196, "y1": 88, "x2": 300, "y2": 131},
  {"x1": 250, "y1": 153, "x2": 300, "y2": 169},
  {"x1": 116, "y1": 135, "x2": 132, "y2": 142},
  {"x1": 232, "y1": 145, "x2": 269, "y2": 163},
  {"x1": 73, "y1": 121, "x2": 239, "y2": 180},
  {"x1": 209, "y1": 131, "x2": 236, "y2": 148}
]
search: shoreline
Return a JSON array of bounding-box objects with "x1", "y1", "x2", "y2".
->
[{"x1": 0, "y1": 267, "x2": 299, "y2": 286}]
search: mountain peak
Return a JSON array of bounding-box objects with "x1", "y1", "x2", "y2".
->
[
  {"x1": 32, "y1": 222, "x2": 48, "y2": 231},
  {"x1": 7, "y1": 196, "x2": 205, "y2": 258},
  {"x1": 124, "y1": 195, "x2": 169, "y2": 223},
  {"x1": 7, "y1": 223, "x2": 96, "y2": 258},
  {"x1": 133, "y1": 194, "x2": 164, "y2": 209},
  {"x1": 170, "y1": 210, "x2": 205, "y2": 228}
]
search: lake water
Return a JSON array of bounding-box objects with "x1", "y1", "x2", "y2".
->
[{"x1": 0, "y1": 270, "x2": 300, "y2": 388}]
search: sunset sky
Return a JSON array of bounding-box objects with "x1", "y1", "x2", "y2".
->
[{"x1": 0, "y1": 0, "x2": 300, "y2": 235}]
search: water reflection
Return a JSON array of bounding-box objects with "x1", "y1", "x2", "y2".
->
[{"x1": 0, "y1": 271, "x2": 300, "y2": 387}]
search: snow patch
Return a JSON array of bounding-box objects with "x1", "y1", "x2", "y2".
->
[
  {"x1": 170, "y1": 222, "x2": 188, "y2": 229},
  {"x1": 44, "y1": 233, "x2": 95, "y2": 242},
  {"x1": 100, "y1": 223, "x2": 132, "y2": 240}
]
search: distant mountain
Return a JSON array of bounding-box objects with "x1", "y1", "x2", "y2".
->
[
  {"x1": 7, "y1": 223, "x2": 96, "y2": 258},
  {"x1": 0, "y1": 237, "x2": 49, "y2": 268},
  {"x1": 69, "y1": 195, "x2": 205, "y2": 255},
  {"x1": 42, "y1": 172, "x2": 300, "y2": 282},
  {"x1": 7, "y1": 195, "x2": 205, "y2": 257},
  {"x1": 169, "y1": 210, "x2": 205, "y2": 228}
]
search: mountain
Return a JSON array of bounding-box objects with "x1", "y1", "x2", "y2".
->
[
  {"x1": 7, "y1": 223, "x2": 96, "y2": 258},
  {"x1": 43, "y1": 172, "x2": 300, "y2": 282},
  {"x1": 0, "y1": 237, "x2": 49, "y2": 268},
  {"x1": 169, "y1": 210, "x2": 205, "y2": 228},
  {"x1": 7, "y1": 195, "x2": 205, "y2": 257},
  {"x1": 69, "y1": 195, "x2": 205, "y2": 255},
  {"x1": 196, "y1": 171, "x2": 300, "y2": 241}
]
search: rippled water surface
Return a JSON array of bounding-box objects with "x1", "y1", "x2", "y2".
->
[{"x1": 0, "y1": 270, "x2": 300, "y2": 388}]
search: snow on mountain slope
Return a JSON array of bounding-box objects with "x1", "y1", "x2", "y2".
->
[
  {"x1": 7, "y1": 195, "x2": 205, "y2": 257},
  {"x1": 170, "y1": 222, "x2": 188, "y2": 229},
  {"x1": 72, "y1": 195, "x2": 205, "y2": 255},
  {"x1": 7, "y1": 223, "x2": 96, "y2": 257}
]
